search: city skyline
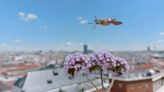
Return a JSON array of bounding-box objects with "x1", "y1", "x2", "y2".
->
[{"x1": 0, "y1": 0, "x2": 164, "y2": 51}]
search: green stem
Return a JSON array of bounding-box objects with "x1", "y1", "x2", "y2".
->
[
  {"x1": 85, "y1": 76, "x2": 99, "y2": 91},
  {"x1": 107, "y1": 79, "x2": 115, "y2": 92},
  {"x1": 100, "y1": 68, "x2": 105, "y2": 92}
]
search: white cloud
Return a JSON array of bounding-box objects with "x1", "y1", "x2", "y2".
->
[
  {"x1": 159, "y1": 32, "x2": 164, "y2": 36},
  {"x1": 149, "y1": 40, "x2": 164, "y2": 50},
  {"x1": 1, "y1": 43, "x2": 7, "y2": 47},
  {"x1": 132, "y1": 42, "x2": 139, "y2": 45},
  {"x1": 54, "y1": 41, "x2": 111, "y2": 51},
  {"x1": 54, "y1": 42, "x2": 83, "y2": 51},
  {"x1": 66, "y1": 42, "x2": 74, "y2": 46},
  {"x1": 43, "y1": 25, "x2": 48, "y2": 29},
  {"x1": 78, "y1": 16, "x2": 88, "y2": 24},
  {"x1": 18, "y1": 12, "x2": 38, "y2": 22},
  {"x1": 18, "y1": 12, "x2": 25, "y2": 17},
  {"x1": 40, "y1": 25, "x2": 48, "y2": 29},
  {"x1": 157, "y1": 40, "x2": 163, "y2": 43},
  {"x1": 80, "y1": 20, "x2": 88, "y2": 24},
  {"x1": 78, "y1": 16, "x2": 83, "y2": 20},
  {"x1": 26, "y1": 13, "x2": 37, "y2": 21},
  {"x1": 95, "y1": 41, "x2": 101, "y2": 43},
  {"x1": 15, "y1": 39, "x2": 21, "y2": 43}
]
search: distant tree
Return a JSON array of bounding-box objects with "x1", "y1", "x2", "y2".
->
[
  {"x1": 58, "y1": 88, "x2": 65, "y2": 92},
  {"x1": 64, "y1": 51, "x2": 128, "y2": 92},
  {"x1": 79, "y1": 88, "x2": 85, "y2": 92}
]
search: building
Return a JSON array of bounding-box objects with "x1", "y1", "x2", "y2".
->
[
  {"x1": 147, "y1": 46, "x2": 151, "y2": 52},
  {"x1": 83, "y1": 44, "x2": 93, "y2": 55},
  {"x1": 112, "y1": 78, "x2": 152, "y2": 92},
  {"x1": 83, "y1": 44, "x2": 88, "y2": 54},
  {"x1": 0, "y1": 82, "x2": 11, "y2": 92},
  {"x1": 104, "y1": 70, "x2": 164, "y2": 92},
  {"x1": 12, "y1": 68, "x2": 102, "y2": 92}
]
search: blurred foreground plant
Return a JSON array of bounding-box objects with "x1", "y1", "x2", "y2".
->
[{"x1": 64, "y1": 51, "x2": 128, "y2": 92}]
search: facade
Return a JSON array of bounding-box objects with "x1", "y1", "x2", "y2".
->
[
  {"x1": 152, "y1": 73, "x2": 164, "y2": 92},
  {"x1": 110, "y1": 70, "x2": 164, "y2": 92},
  {"x1": 112, "y1": 78, "x2": 153, "y2": 92}
]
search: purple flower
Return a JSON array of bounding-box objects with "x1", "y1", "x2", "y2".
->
[
  {"x1": 87, "y1": 51, "x2": 117, "y2": 73},
  {"x1": 64, "y1": 51, "x2": 129, "y2": 78},
  {"x1": 64, "y1": 53, "x2": 89, "y2": 78}
]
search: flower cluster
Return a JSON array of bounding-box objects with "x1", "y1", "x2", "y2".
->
[
  {"x1": 64, "y1": 51, "x2": 128, "y2": 78},
  {"x1": 87, "y1": 51, "x2": 116, "y2": 73},
  {"x1": 112, "y1": 56, "x2": 129, "y2": 76},
  {"x1": 64, "y1": 53, "x2": 89, "y2": 79}
]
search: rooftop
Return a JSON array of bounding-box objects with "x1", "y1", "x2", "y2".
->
[{"x1": 99, "y1": 69, "x2": 164, "y2": 82}]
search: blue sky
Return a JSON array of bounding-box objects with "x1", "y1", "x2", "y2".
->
[{"x1": 0, "y1": 0, "x2": 164, "y2": 51}]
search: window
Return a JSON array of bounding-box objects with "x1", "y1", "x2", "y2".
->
[
  {"x1": 14, "y1": 76, "x2": 26, "y2": 88},
  {"x1": 118, "y1": 83, "x2": 123, "y2": 89},
  {"x1": 145, "y1": 84, "x2": 149, "y2": 87},
  {"x1": 47, "y1": 80, "x2": 53, "y2": 84},
  {"x1": 130, "y1": 84, "x2": 134, "y2": 90},
  {"x1": 79, "y1": 88, "x2": 85, "y2": 92},
  {"x1": 53, "y1": 72, "x2": 58, "y2": 76},
  {"x1": 131, "y1": 86, "x2": 134, "y2": 90},
  {"x1": 21, "y1": 90, "x2": 25, "y2": 92},
  {"x1": 138, "y1": 86, "x2": 141, "y2": 89},
  {"x1": 53, "y1": 70, "x2": 58, "y2": 76}
]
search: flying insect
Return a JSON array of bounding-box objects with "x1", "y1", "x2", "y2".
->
[{"x1": 90, "y1": 16, "x2": 123, "y2": 26}]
